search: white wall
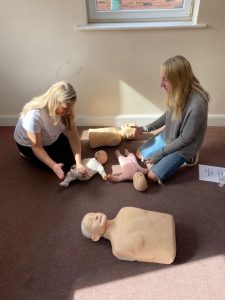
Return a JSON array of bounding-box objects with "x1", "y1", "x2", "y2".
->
[{"x1": 1, "y1": 0, "x2": 225, "y2": 126}]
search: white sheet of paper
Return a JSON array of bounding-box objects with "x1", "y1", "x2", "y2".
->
[{"x1": 198, "y1": 164, "x2": 225, "y2": 183}]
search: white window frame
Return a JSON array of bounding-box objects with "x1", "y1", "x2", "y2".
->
[
  {"x1": 78, "y1": 0, "x2": 206, "y2": 30},
  {"x1": 87, "y1": 0, "x2": 194, "y2": 23}
]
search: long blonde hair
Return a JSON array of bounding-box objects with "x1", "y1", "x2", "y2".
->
[
  {"x1": 162, "y1": 55, "x2": 210, "y2": 119},
  {"x1": 21, "y1": 81, "x2": 77, "y2": 129}
]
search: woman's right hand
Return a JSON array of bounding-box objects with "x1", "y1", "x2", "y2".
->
[
  {"x1": 52, "y1": 163, "x2": 65, "y2": 179},
  {"x1": 27, "y1": 131, "x2": 65, "y2": 179},
  {"x1": 131, "y1": 125, "x2": 144, "y2": 136}
]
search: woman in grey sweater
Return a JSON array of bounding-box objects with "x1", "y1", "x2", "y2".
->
[{"x1": 134, "y1": 55, "x2": 210, "y2": 183}]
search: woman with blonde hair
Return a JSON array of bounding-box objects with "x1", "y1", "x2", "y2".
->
[
  {"x1": 14, "y1": 81, "x2": 86, "y2": 180},
  {"x1": 134, "y1": 55, "x2": 210, "y2": 183}
]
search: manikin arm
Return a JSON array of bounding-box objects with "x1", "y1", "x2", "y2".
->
[
  {"x1": 97, "y1": 165, "x2": 107, "y2": 180},
  {"x1": 87, "y1": 158, "x2": 107, "y2": 180}
]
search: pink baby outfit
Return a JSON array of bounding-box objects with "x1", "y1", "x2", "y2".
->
[{"x1": 110, "y1": 150, "x2": 148, "y2": 182}]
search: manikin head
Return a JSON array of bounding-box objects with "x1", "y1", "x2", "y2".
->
[
  {"x1": 94, "y1": 150, "x2": 108, "y2": 164},
  {"x1": 133, "y1": 172, "x2": 148, "y2": 192},
  {"x1": 81, "y1": 212, "x2": 107, "y2": 241},
  {"x1": 120, "y1": 123, "x2": 137, "y2": 140}
]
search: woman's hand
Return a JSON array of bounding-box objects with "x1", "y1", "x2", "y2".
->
[
  {"x1": 52, "y1": 163, "x2": 65, "y2": 180},
  {"x1": 131, "y1": 125, "x2": 144, "y2": 136},
  {"x1": 76, "y1": 163, "x2": 88, "y2": 177},
  {"x1": 145, "y1": 159, "x2": 153, "y2": 170},
  {"x1": 26, "y1": 131, "x2": 65, "y2": 180}
]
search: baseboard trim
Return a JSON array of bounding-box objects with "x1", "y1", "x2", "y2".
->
[
  {"x1": 0, "y1": 115, "x2": 19, "y2": 126},
  {"x1": 1, "y1": 114, "x2": 225, "y2": 126}
]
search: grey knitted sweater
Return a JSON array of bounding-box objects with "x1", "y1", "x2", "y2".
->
[{"x1": 143, "y1": 90, "x2": 208, "y2": 163}]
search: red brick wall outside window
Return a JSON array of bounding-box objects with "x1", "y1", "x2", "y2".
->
[{"x1": 96, "y1": 0, "x2": 184, "y2": 11}]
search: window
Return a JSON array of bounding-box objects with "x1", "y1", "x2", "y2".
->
[{"x1": 85, "y1": 0, "x2": 196, "y2": 24}]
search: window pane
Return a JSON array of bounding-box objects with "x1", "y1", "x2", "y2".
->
[{"x1": 96, "y1": 0, "x2": 185, "y2": 12}]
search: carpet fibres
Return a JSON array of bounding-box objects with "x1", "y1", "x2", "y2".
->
[{"x1": 0, "y1": 126, "x2": 225, "y2": 300}]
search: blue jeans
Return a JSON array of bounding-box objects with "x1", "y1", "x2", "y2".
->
[{"x1": 151, "y1": 152, "x2": 187, "y2": 183}]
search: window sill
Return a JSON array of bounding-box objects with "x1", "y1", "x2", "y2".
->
[{"x1": 77, "y1": 21, "x2": 207, "y2": 31}]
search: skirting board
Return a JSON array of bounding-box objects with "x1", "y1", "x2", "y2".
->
[{"x1": 1, "y1": 114, "x2": 225, "y2": 127}]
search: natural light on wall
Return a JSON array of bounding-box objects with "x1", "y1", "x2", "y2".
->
[{"x1": 119, "y1": 80, "x2": 162, "y2": 114}]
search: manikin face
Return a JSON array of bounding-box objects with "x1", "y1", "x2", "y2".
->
[
  {"x1": 83, "y1": 212, "x2": 107, "y2": 241},
  {"x1": 160, "y1": 67, "x2": 173, "y2": 95},
  {"x1": 95, "y1": 150, "x2": 108, "y2": 164},
  {"x1": 55, "y1": 100, "x2": 75, "y2": 116}
]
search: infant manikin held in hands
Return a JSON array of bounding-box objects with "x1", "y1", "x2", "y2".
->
[{"x1": 59, "y1": 150, "x2": 108, "y2": 187}]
